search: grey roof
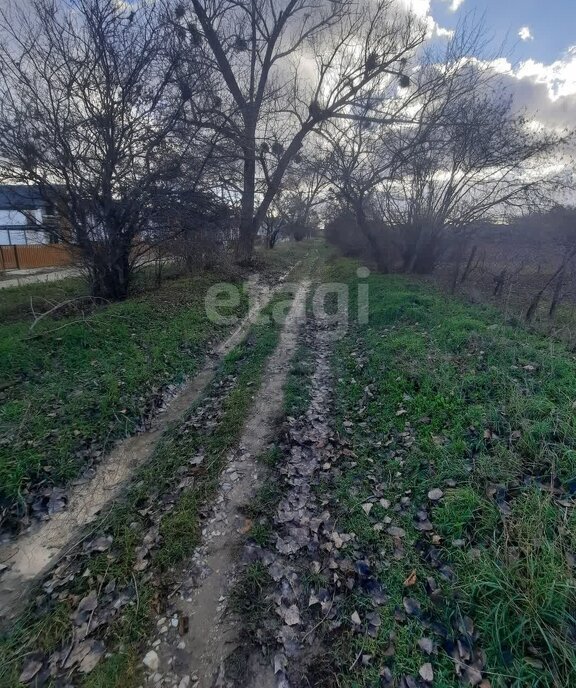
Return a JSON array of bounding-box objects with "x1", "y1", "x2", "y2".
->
[{"x1": 0, "y1": 185, "x2": 50, "y2": 210}]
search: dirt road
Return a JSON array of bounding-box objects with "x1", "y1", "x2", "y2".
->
[
  {"x1": 141, "y1": 281, "x2": 310, "y2": 688},
  {"x1": 0, "y1": 276, "x2": 286, "y2": 624}
]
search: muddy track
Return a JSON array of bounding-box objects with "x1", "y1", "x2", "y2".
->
[
  {"x1": 0, "y1": 272, "x2": 292, "y2": 625},
  {"x1": 140, "y1": 281, "x2": 310, "y2": 688}
]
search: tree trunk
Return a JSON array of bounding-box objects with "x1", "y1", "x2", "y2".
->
[
  {"x1": 268, "y1": 230, "x2": 279, "y2": 249},
  {"x1": 402, "y1": 241, "x2": 417, "y2": 273},
  {"x1": 459, "y1": 245, "x2": 478, "y2": 284},
  {"x1": 236, "y1": 117, "x2": 258, "y2": 265},
  {"x1": 247, "y1": 126, "x2": 313, "y2": 260},
  {"x1": 89, "y1": 241, "x2": 131, "y2": 300},
  {"x1": 405, "y1": 226, "x2": 425, "y2": 273},
  {"x1": 526, "y1": 271, "x2": 557, "y2": 323},
  {"x1": 549, "y1": 265, "x2": 566, "y2": 319},
  {"x1": 450, "y1": 265, "x2": 460, "y2": 294},
  {"x1": 493, "y1": 269, "x2": 507, "y2": 297},
  {"x1": 236, "y1": 215, "x2": 256, "y2": 265}
]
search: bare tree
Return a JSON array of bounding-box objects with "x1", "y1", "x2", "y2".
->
[
  {"x1": 523, "y1": 206, "x2": 576, "y2": 321},
  {"x1": 0, "y1": 0, "x2": 207, "y2": 299},
  {"x1": 179, "y1": 0, "x2": 425, "y2": 262},
  {"x1": 376, "y1": 75, "x2": 566, "y2": 273},
  {"x1": 320, "y1": 25, "x2": 567, "y2": 274},
  {"x1": 264, "y1": 154, "x2": 328, "y2": 246},
  {"x1": 316, "y1": 25, "x2": 490, "y2": 270}
]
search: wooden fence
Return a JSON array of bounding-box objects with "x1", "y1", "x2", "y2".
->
[{"x1": 0, "y1": 244, "x2": 73, "y2": 270}]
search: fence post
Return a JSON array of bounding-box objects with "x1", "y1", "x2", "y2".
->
[{"x1": 13, "y1": 245, "x2": 21, "y2": 270}]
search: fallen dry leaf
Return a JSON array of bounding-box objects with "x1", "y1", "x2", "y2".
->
[
  {"x1": 403, "y1": 569, "x2": 417, "y2": 587},
  {"x1": 280, "y1": 604, "x2": 300, "y2": 626},
  {"x1": 402, "y1": 597, "x2": 422, "y2": 617},
  {"x1": 63, "y1": 639, "x2": 105, "y2": 674},
  {"x1": 73, "y1": 592, "x2": 98, "y2": 626},
  {"x1": 19, "y1": 660, "x2": 42, "y2": 684},
  {"x1": 419, "y1": 663, "x2": 434, "y2": 682},
  {"x1": 85, "y1": 536, "x2": 113, "y2": 553},
  {"x1": 418, "y1": 637, "x2": 434, "y2": 655},
  {"x1": 462, "y1": 665, "x2": 483, "y2": 686},
  {"x1": 238, "y1": 518, "x2": 253, "y2": 534},
  {"x1": 428, "y1": 488, "x2": 444, "y2": 501}
]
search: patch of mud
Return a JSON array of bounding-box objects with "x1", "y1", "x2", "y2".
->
[
  {"x1": 141, "y1": 281, "x2": 310, "y2": 688},
  {"x1": 0, "y1": 275, "x2": 285, "y2": 625}
]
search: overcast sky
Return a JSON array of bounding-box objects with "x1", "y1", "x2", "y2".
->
[{"x1": 411, "y1": 0, "x2": 576, "y2": 128}]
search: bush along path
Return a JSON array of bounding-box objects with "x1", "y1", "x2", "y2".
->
[
  {"x1": 0, "y1": 265, "x2": 314, "y2": 686},
  {"x1": 227, "y1": 258, "x2": 576, "y2": 688}
]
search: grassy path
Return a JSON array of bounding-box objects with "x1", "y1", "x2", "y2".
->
[
  {"x1": 0, "y1": 244, "x2": 320, "y2": 687},
  {"x1": 140, "y1": 279, "x2": 311, "y2": 688},
  {"x1": 0, "y1": 243, "x2": 309, "y2": 534}
]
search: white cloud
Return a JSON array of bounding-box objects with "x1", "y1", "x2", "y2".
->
[
  {"x1": 435, "y1": 25, "x2": 455, "y2": 39},
  {"x1": 398, "y1": 0, "x2": 431, "y2": 18},
  {"x1": 518, "y1": 26, "x2": 534, "y2": 41},
  {"x1": 399, "y1": 0, "x2": 463, "y2": 18},
  {"x1": 472, "y1": 48, "x2": 576, "y2": 129},
  {"x1": 515, "y1": 47, "x2": 576, "y2": 100},
  {"x1": 397, "y1": 0, "x2": 453, "y2": 38},
  {"x1": 437, "y1": 0, "x2": 464, "y2": 12}
]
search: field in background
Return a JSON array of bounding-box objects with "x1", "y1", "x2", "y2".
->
[{"x1": 435, "y1": 222, "x2": 576, "y2": 345}]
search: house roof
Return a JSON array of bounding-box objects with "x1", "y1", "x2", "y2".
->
[{"x1": 0, "y1": 185, "x2": 50, "y2": 210}]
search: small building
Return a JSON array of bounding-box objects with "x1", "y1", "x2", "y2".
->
[
  {"x1": 0, "y1": 185, "x2": 59, "y2": 246},
  {"x1": 0, "y1": 185, "x2": 71, "y2": 270}
]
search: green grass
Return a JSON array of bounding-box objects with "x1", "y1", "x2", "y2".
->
[
  {"x1": 283, "y1": 343, "x2": 315, "y2": 418},
  {"x1": 229, "y1": 562, "x2": 272, "y2": 631},
  {"x1": 0, "y1": 276, "x2": 89, "y2": 323},
  {"x1": 307, "y1": 258, "x2": 576, "y2": 688},
  {"x1": 0, "y1": 272, "x2": 249, "y2": 522},
  {"x1": 0, "y1": 242, "x2": 313, "y2": 529},
  {"x1": 254, "y1": 239, "x2": 318, "y2": 279},
  {"x1": 0, "y1": 287, "x2": 293, "y2": 687}
]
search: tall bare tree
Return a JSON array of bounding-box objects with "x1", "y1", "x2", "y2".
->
[
  {"x1": 179, "y1": 0, "x2": 425, "y2": 262},
  {"x1": 377, "y1": 83, "x2": 564, "y2": 273},
  {"x1": 0, "y1": 0, "x2": 208, "y2": 299},
  {"x1": 320, "y1": 25, "x2": 567, "y2": 273}
]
